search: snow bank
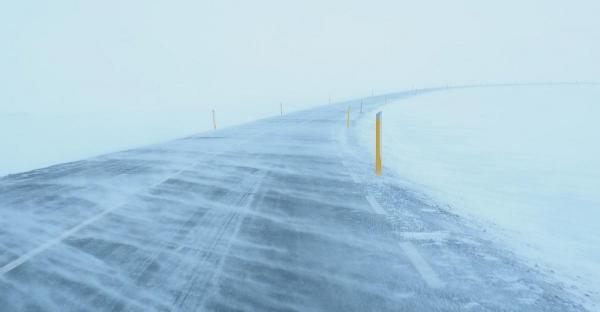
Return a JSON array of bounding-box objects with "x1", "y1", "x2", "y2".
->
[{"x1": 358, "y1": 85, "x2": 600, "y2": 308}]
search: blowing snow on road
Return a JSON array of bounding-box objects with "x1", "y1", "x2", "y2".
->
[{"x1": 0, "y1": 90, "x2": 592, "y2": 311}]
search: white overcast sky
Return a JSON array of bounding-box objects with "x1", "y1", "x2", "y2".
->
[{"x1": 1, "y1": 0, "x2": 599, "y2": 114}]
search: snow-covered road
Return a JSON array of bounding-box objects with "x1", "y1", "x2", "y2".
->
[{"x1": 0, "y1": 90, "x2": 586, "y2": 311}]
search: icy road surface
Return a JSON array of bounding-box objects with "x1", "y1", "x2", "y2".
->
[{"x1": 0, "y1": 90, "x2": 586, "y2": 311}]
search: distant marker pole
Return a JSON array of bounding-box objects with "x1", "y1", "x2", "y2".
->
[
  {"x1": 346, "y1": 106, "x2": 351, "y2": 128},
  {"x1": 212, "y1": 109, "x2": 217, "y2": 130},
  {"x1": 360, "y1": 100, "x2": 363, "y2": 113},
  {"x1": 280, "y1": 102, "x2": 283, "y2": 116},
  {"x1": 375, "y1": 111, "x2": 382, "y2": 176}
]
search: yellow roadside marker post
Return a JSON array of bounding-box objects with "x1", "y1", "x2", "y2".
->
[
  {"x1": 212, "y1": 109, "x2": 217, "y2": 130},
  {"x1": 346, "y1": 106, "x2": 351, "y2": 128},
  {"x1": 376, "y1": 111, "x2": 382, "y2": 175}
]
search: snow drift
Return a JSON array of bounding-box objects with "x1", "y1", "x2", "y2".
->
[{"x1": 358, "y1": 85, "x2": 600, "y2": 308}]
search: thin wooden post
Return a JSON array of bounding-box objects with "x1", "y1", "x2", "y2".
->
[
  {"x1": 212, "y1": 110, "x2": 217, "y2": 130},
  {"x1": 376, "y1": 111, "x2": 382, "y2": 175}
]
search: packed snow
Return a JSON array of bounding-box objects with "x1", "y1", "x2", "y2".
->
[{"x1": 357, "y1": 85, "x2": 600, "y2": 309}]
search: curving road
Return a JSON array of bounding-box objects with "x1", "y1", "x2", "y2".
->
[{"x1": 0, "y1": 89, "x2": 586, "y2": 311}]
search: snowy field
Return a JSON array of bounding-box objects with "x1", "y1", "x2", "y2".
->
[
  {"x1": 0, "y1": 105, "x2": 307, "y2": 177},
  {"x1": 358, "y1": 85, "x2": 600, "y2": 309}
]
